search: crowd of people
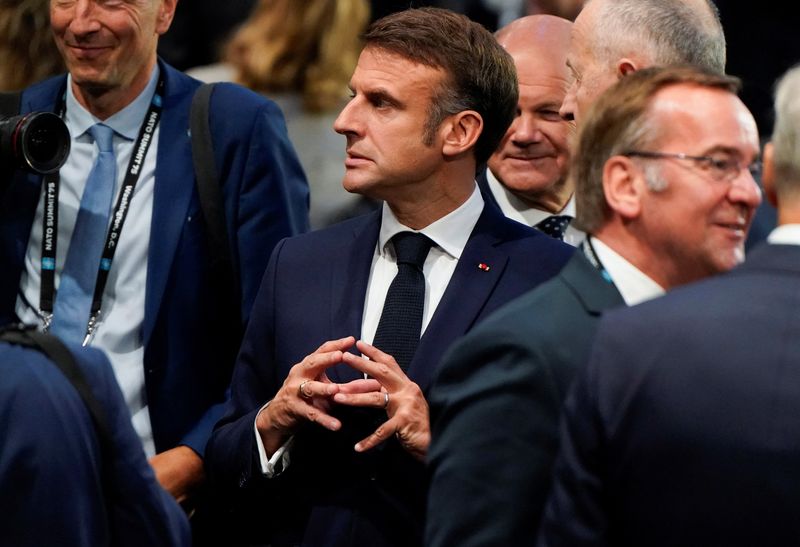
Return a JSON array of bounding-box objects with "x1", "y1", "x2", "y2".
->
[{"x1": 1, "y1": 1, "x2": 799, "y2": 546}]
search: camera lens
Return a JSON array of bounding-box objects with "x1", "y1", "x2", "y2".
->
[{"x1": 17, "y1": 113, "x2": 70, "y2": 174}]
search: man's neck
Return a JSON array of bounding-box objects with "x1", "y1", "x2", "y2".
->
[
  {"x1": 593, "y1": 224, "x2": 679, "y2": 291},
  {"x1": 71, "y1": 58, "x2": 157, "y2": 120},
  {"x1": 380, "y1": 164, "x2": 476, "y2": 230}
]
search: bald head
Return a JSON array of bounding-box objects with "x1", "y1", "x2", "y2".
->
[
  {"x1": 496, "y1": 13, "x2": 572, "y2": 51},
  {"x1": 488, "y1": 15, "x2": 575, "y2": 214}
]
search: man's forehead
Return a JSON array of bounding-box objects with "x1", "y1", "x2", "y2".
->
[
  {"x1": 351, "y1": 47, "x2": 444, "y2": 87},
  {"x1": 650, "y1": 84, "x2": 759, "y2": 151}
]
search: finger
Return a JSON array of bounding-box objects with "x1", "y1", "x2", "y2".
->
[
  {"x1": 332, "y1": 390, "x2": 388, "y2": 409},
  {"x1": 299, "y1": 347, "x2": 348, "y2": 378},
  {"x1": 314, "y1": 336, "x2": 356, "y2": 353},
  {"x1": 299, "y1": 400, "x2": 341, "y2": 432},
  {"x1": 296, "y1": 378, "x2": 339, "y2": 400},
  {"x1": 354, "y1": 340, "x2": 400, "y2": 369},
  {"x1": 341, "y1": 351, "x2": 403, "y2": 388},
  {"x1": 336, "y1": 378, "x2": 383, "y2": 394},
  {"x1": 354, "y1": 419, "x2": 397, "y2": 453}
]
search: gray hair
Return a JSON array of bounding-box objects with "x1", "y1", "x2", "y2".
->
[
  {"x1": 771, "y1": 65, "x2": 800, "y2": 193},
  {"x1": 588, "y1": 0, "x2": 726, "y2": 74}
]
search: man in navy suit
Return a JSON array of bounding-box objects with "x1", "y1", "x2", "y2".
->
[
  {"x1": 0, "y1": 330, "x2": 189, "y2": 546},
  {"x1": 476, "y1": 15, "x2": 582, "y2": 244},
  {"x1": 0, "y1": 0, "x2": 308, "y2": 505},
  {"x1": 426, "y1": 64, "x2": 763, "y2": 547},
  {"x1": 204, "y1": 8, "x2": 573, "y2": 547},
  {"x1": 538, "y1": 65, "x2": 800, "y2": 547}
]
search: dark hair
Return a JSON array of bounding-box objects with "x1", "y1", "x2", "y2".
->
[
  {"x1": 364, "y1": 7, "x2": 518, "y2": 165},
  {"x1": 574, "y1": 65, "x2": 740, "y2": 232}
]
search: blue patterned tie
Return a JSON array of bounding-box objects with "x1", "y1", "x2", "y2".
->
[
  {"x1": 535, "y1": 215, "x2": 572, "y2": 241},
  {"x1": 50, "y1": 124, "x2": 116, "y2": 342},
  {"x1": 372, "y1": 232, "x2": 434, "y2": 371}
]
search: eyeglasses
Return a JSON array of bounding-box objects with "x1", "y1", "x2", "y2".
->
[{"x1": 621, "y1": 150, "x2": 762, "y2": 183}]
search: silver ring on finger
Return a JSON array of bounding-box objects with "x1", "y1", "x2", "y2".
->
[
  {"x1": 298, "y1": 380, "x2": 313, "y2": 400},
  {"x1": 383, "y1": 391, "x2": 390, "y2": 409}
]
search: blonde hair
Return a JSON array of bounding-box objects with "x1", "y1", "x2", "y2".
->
[
  {"x1": 225, "y1": 0, "x2": 369, "y2": 112},
  {"x1": 0, "y1": 0, "x2": 64, "y2": 91}
]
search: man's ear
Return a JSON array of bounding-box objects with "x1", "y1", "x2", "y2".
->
[
  {"x1": 156, "y1": 0, "x2": 178, "y2": 35},
  {"x1": 762, "y1": 142, "x2": 778, "y2": 207},
  {"x1": 441, "y1": 111, "x2": 483, "y2": 159},
  {"x1": 616, "y1": 58, "x2": 638, "y2": 79},
  {"x1": 603, "y1": 155, "x2": 643, "y2": 220}
]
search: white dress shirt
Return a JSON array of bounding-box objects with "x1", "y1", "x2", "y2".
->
[
  {"x1": 256, "y1": 184, "x2": 486, "y2": 475},
  {"x1": 16, "y1": 67, "x2": 160, "y2": 456},
  {"x1": 590, "y1": 236, "x2": 665, "y2": 306},
  {"x1": 767, "y1": 224, "x2": 800, "y2": 246},
  {"x1": 486, "y1": 168, "x2": 585, "y2": 247}
]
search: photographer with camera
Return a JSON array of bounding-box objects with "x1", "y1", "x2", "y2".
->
[{"x1": 0, "y1": 0, "x2": 309, "y2": 515}]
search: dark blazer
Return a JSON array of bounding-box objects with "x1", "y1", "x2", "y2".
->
[
  {"x1": 539, "y1": 243, "x2": 800, "y2": 547},
  {"x1": 204, "y1": 204, "x2": 574, "y2": 547},
  {"x1": 0, "y1": 341, "x2": 189, "y2": 546},
  {"x1": 425, "y1": 252, "x2": 624, "y2": 547},
  {"x1": 0, "y1": 61, "x2": 309, "y2": 455}
]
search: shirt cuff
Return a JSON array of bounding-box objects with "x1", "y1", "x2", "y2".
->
[{"x1": 254, "y1": 401, "x2": 294, "y2": 478}]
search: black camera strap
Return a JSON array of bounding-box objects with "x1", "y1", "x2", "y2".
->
[{"x1": 38, "y1": 75, "x2": 165, "y2": 343}]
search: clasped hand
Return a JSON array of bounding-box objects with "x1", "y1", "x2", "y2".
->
[{"x1": 255, "y1": 337, "x2": 430, "y2": 461}]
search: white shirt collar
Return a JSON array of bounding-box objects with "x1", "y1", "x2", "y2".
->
[
  {"x1": 767, "y1": 224, "x2": 800, "y2": 246},
  {"x1": 65, "y1": 64, "x2": 160, "y2": 141},
  {"x1": 590, "y1": 236, "x2": 665, "y2": 306},
  {"x1": 378, "y1": 184, "x2": 484, "y2": 260},
  {"x1": 485, "y1": 167, "x2": 576, "y2": 226}
]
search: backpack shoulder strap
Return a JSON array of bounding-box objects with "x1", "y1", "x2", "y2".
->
[{"x1": 0, "y1": 325, "x2": 113, "y2": 450}]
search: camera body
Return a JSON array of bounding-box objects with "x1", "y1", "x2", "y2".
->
[{"x1": 0, "y1": 112, "x2": 70, "y2": 175}]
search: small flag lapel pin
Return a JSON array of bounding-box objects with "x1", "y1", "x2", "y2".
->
[{"x1": 478, "y1": 263, "x2": 491, "y2": 272}]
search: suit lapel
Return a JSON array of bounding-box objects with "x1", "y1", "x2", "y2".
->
[
  {"x1": 142, "y1": 63, "x2": 196, "y2": 346},
  {"x1": 407, "y1": 206, "x2": 508, "y2": 390},
  {"x1": 561, "y1": 252, "x2": 625, "y2": 315},
  {"x1": 329, "y1": 212, "x2": 381, "y2": 384}
]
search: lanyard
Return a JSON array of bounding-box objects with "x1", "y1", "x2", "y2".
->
[
  {"x1": 580, "y1": 236, "x2": 615, "y2": 286},
  {"x1": 38, "y1": 76, "x2": 165, "y2": 342}
]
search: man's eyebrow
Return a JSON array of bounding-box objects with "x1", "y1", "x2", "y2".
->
[{"x1": 364, "y1": 88, "x2": 403, "y2": 108}]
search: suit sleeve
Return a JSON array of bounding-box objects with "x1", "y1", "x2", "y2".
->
[
  {"x1": 178, "y1": 85, "x2": 309, "y2": 453},
  {"x1": 425, "y1": 316, "x2": 565, "y2": 547},
  {"x1": 225, "y1": 92, "x2": 310, "y2": 320},
  {"x1": 204, "y1": 238, "x2": 286, "y2": 500}
]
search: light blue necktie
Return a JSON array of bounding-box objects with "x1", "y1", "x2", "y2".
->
[{"x1": 50, "y1": 123, "x2": 116, "y2": 343}]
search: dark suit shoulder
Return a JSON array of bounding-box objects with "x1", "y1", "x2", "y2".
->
[{"x1": 274, "y1": 211, "x2": 378, "y2": 262}]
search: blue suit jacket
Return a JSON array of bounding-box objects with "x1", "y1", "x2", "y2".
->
[
  {"x1": 539, "y1": 243, "x2": 800, "y2": 547},
  {"x1": 204, "y1": 204, "x2": 574, "y2": 547},
  {"x1": 0, "y1": 62, "x2": 310, "y2": 454},
  {"x1": 0, "y1": 341, "x2": 189, "y2": 546}
]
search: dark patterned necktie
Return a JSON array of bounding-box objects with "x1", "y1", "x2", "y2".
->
[
  {"x1": 535, "y1": 215, "x2": 572, "y2": 241},
  {"x1": 371, "y1": 232, "x2": 434, "y2": 371}
]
